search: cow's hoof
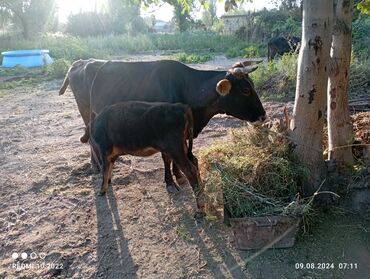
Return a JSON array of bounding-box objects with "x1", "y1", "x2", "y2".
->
[
  {"x1": 176, "y1": 176, "x2": 188, "y2": 186},
  {"x1": 99, "y1": 191, "x2": 106, "y2": 196},
  {"x1": 194, "y1": 211, "x2": 206, "y2": 220},
  {"x1": 166, "y1": 184, "x2": 180, "y2": 193}
]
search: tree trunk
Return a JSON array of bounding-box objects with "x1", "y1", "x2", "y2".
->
[
  {"x1": 327, "y1": 0, "x2": 354, "y2": 166},
  {"x1": 289, "y1": 0, "x2": 333, "y2": 196}
]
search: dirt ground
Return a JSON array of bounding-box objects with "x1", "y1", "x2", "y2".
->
[{"x1": 0, "y1": 58, "x2": 369, "y2": 279}]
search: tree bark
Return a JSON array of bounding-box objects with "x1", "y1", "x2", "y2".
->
[
  {"x1": 327, "y1": 0, "x2": 354, "y2": 166},
  {"x1": 289, "y1": 0, "x2": 333, "y2": 196}
]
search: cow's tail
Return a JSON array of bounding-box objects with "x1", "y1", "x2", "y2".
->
[
  {"x1": 59, "y1": 72, "x2": 70, "y2": 95},
  {"x1": 86, "y1": 60, "x2": 111, "y2": 145},
  {"x1": 80, "y1": 123, "x2": 90, "y2": 143},
  {"x1": 185, "y1": 107, "x2": 194, "y2": 157},
  {"x1": 267, "y1": 43, "x2": 271, "y2": 62}
]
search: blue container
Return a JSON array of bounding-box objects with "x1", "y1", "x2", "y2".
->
[{"x1": 1, "y1": 49, "x2": 53, "y2": 68}]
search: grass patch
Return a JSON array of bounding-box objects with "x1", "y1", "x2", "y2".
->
[
  {"x1": 0, "y1": 32, "x2": 244, "y2": 62},
  {"x1": 199, "y1": 126, "x2": 310, "y2": 219},
  {"x1": 171, "y1": 52, "x2": 213, "y2": 64},
  {"x1": 253, "y1": 53, "x2": 370, "y2": 102},
  {"x1": 251, "y1": 54, "x2": 298, "y2": 101},
  {"x1": 0, "y1": 60, "x2": 71, "y2": 91},
  {"x1": 226, "y1": 43, "x2": 267, "y2": 58}
]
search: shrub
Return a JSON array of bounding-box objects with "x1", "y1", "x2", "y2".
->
[
  {"x1": 226, "y1": 43, "x2": 266, "y2": 58},
  {"x1": 45, "y1": 59, "x2": 71, "y2": 78}
]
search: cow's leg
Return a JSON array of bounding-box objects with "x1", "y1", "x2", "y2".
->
[
  {"x1": 172, "y1": 154, "x2": 205, "y2": 218},
  {"x1": 162, "y1": 153, "x2": 180, "y2": 193},
  {"x1": 80, "y1": 108, "x2": 99, "y2": 172}
]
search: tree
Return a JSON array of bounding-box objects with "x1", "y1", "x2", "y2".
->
[
  {"x1": 327, "y1": 0, "x2": 354, "y2": 166},
  {"x1": 201, "y1": 0, "x2": 217, "y2": 29},
  {"x1": 0, "y1": 0, "x2": 56, "y2": 38},
  {"x1": 289, "y1": 0, "x2": 333, "y2": 195},
  {"x1": 169, "y1": 0, "x2": 192, "y2": 31}
]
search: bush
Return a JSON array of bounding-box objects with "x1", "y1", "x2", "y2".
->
[
  {"x1": 45, "y1": 59, "x2": 71, "y2": 78},
  {"x1": 352, "y1": 16, "x2": 370, "y2": 58},
  {"x1": 226, "y1": 43, "x2": 266, "y2": 58}
]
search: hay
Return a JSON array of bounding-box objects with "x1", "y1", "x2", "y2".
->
[{"x1": 199, "y1": 126, "x2": 310, "y2": 218}]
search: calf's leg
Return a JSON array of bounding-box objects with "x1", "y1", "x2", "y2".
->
[
  {"x1": 172, "y1": 154, "x2": 205, "y2": 218},
  {"x1": 100, "y1": 157, "x2": 110, "y2": 195},
  {"x1": 172, "y1": 150, "x2": 198, "y2": 185},
  {"x1": 172, "y1": 162, "x2": 187, "y2": 185},
  {"x1": 162, "y1": 153, "x2": 180, "y2": 193}
]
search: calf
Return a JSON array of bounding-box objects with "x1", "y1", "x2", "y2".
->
[{"x1": 81, "y1": 101, "x2": 205, "y2": 216}]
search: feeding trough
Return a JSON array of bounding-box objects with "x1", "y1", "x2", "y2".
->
[
  {"x1": 1, "y1": 49, "x2": 53, "y2": 68},
  {"x1": 229, "y1": 215, "x2": 301, "y2": 250}
]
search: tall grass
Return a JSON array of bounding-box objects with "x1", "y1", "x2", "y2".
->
[
  {"x1": 251, "y1": 54, "x2": 298, "y2": 101},
  {"x1": 0, "y1": 32, "x2": 246, "y2": 63}
]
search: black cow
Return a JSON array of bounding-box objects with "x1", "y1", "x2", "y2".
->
[
  {"x1": 82, "y1": 101, "x2": 205, "y2": 216},
  {"x1": 59, "y1": 59, "x2": 266, "y2": 192},
  {"x1": 267, "y1": 36, "x2": 301, "y2": 61}
]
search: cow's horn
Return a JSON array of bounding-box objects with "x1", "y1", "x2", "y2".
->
[
  {"x1": 243, "y1": 65, "x2": 258, "y2": 74},
  {"x1": 240, "y1": 60, "x2": 263, "y2": 66},
  {"x1": 231, "y1": 67, "x2": 244, "y2": 74},
  {"x1": 216, "y1": 79, "x2": 232, "y2": 96}
]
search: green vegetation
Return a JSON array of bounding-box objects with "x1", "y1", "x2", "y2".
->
[
  {"x1": 226, "y1": 43, "x2": 267, "y2": 58},
  {"x1": 251, "y1": 54, "x2": 298, "y2": 101},
  {"x1": 45, "y1": 59, "x2": 71, "y2": 78},
  {"x1": 200, "y1": 127, "x2": 310, "y2": 218},
  {"x1": 252, "y1": 53, "x2": 370, "y2": 101},
  {"x1": 171, "y1": 52, "x2": 213, "y2": 63},
  {"x1": 0, "y1": 32, "x2": 244, "y2": 62}
]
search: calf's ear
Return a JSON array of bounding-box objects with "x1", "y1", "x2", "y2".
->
[{"x1": 216, "y1": 79, "x2": 232, "y2": 96}]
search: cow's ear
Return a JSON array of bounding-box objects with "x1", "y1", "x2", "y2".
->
[{"x1": 216, "y1": 79, "x2": 232, "y2": 96}]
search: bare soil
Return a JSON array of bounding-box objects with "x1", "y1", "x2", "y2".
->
[{"x1": 0, "y1": 59, "x2": 369, "y2": 279}]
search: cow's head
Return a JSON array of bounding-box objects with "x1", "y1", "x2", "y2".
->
[{"x1": 216, "y1": 61, "x2": 266, "y2": 125}]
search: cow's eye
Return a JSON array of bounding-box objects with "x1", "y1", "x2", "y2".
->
[{"x1": 244, "y1": 91, "x2": 251, "y2": 96}]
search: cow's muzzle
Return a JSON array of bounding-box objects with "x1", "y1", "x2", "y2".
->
[{"x1": 248, "y1": 114, "x2": 267, "y2": 126}]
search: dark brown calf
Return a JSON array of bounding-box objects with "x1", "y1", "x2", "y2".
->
[{"x1": 82, "y1": 101, "x2": 205, "y2": 216}]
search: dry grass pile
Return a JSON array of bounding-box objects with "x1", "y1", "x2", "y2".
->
[
  {"x1": 352, "y1": 112, "x2": 370, "y2": 144},
  {"x1": 199, "y1": 126, "x2": 310, "y2": 218},
  {"x1": 323, "y1": 112, "x2": 370, "y2": 160}
]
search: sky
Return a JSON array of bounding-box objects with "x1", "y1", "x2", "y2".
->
[{"x1": 56, "y1": 0, "x2": 275, "y2": 22}]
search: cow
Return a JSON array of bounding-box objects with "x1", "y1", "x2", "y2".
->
[
  {"x1": 82, "y1": 101, "x2": 205, "y2": 216},
  {"x1": 267, "y1": 36, "x2": 301, "y2": 61},
  {"x1": 59, "y1": 59, "x2": 266, "y2": 193}
]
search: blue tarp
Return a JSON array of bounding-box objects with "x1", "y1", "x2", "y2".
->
[{"x1": 1, "y1": 49, "x2": 53, "y2": 68}]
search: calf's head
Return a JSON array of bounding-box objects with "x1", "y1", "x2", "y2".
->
[{"x1": 216, "y1": 62, "x2": 266, "y2": 124}]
